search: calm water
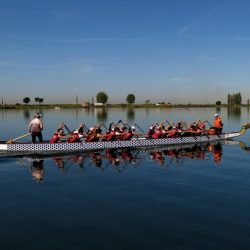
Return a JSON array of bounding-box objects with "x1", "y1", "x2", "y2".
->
[{"x1": 0, "y1": 107, "x2": 250, "y2": 250}]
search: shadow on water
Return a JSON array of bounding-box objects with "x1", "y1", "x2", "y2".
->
[{"x1": 11, "y1": 140, "x2": 250, "y2": 183}]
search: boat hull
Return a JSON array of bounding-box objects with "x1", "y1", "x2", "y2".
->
[{"x1": 0, "y1": 131, "x2": 241, "y2": 154}]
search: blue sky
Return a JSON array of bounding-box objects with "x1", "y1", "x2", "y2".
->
[{"x1": 1, "y1": 0, "x2": 250, "y2": 104}]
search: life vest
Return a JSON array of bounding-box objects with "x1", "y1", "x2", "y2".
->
[
  {"x1": 50, "y1": 133, "x2": 60, "y2": 143},
  {"x1": 167, "y1": 128, "x2": 179, "y2": 138},
  {"x1": 213, "y1": 117, "x2": 223, "y2": 128},
  {"x1": 106, "y1": 131, "x2": 117, "y2": 141},
  {"x1": 152, "y1": 129, "x2": 162, "y2": 139},
  {"x1": 68, "y1": 133, "x2": 80, "y2": 143},
  {"x1": 121, "y1": 131, "x2": 134, "y2": 140},
  {"x1": 85, "y1": 134, "x2": 99, "y2": 142}
]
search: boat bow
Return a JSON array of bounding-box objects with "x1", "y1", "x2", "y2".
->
[{"x1": 239, "y1": 123, "x2": 250, "y2": 135}]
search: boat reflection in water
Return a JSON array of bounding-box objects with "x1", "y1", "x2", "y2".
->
[
  {"x1": 17, "y1": 141, "x2": 249, "y2": 182},
  {"x1": 18, "y1": 143, "x2": 222, "y2": 182},
  {"x1": 149, "y1": 142, "x2": 223, "y2": 166}
]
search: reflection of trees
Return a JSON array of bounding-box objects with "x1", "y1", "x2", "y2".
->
[
  {"x1": 75, "y1": 108, "x2": 78, "y2": 120},
  {"x1": 23, "y1": 109, "x2": 31, "y2": 121},
  {"x1": 227, "y1": 107, "x2": 241, "y2": 121},
  {"x1": 215, "y1": 107, "x2": 221, "y2": 114},
  {"x1": 96, "y1": 108, "x2": 107, "y2": 123},
  {"x1": 127, "y1": 108, "x2": 135, "y2": 121}
]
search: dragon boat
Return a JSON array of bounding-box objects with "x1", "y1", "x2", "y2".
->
[{"x1": 0, "y1": 123, "x2": 249, "y2": 156}]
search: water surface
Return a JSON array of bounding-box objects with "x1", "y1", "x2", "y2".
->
[{"x1": 0, "y1": 107, "x2": 250, "y2": 250}]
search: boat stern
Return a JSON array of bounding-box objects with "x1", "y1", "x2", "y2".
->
[{"x1": 0, "y1": 144, "x2": 7, "y2": 151}]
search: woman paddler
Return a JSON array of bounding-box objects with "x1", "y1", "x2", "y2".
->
[
  {"x1": 49, "y1": 128, "x2": 65, "y2": 143},
  {"x1": 120, "y1": 125, "x2": 138, "y2": 140},
  {"x1": 67, "y1": 123, "x2": 85, "y2": 143}
]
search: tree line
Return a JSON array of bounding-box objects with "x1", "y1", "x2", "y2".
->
[
  {"x1": 20, "y1": 92, "x2": 249, "y2": 106},
  {"x1": 23, "y1": 97, "x2": 44, "y2": 105},
  {"x1": 227, "y1": 93, "x2": 242, "y2": 105},
  {"x1": 21, "y1": 93, "x2": 136, "y2": 105},
  {"x1": 95, "y1": 92, "x2": 135, "y2": 104}
]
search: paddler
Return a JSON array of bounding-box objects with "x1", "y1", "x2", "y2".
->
[
  {"x1": 49, "y1": 128, "x2": 66, "y2": 143},
  {"x1": 68, "y1": 123, "x2": 85, "y2": 143},
  {"x1": 120, "y1": 125, "x2": 141, "y2": 140}
]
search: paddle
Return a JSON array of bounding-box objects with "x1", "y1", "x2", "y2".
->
[
  {"x1": 7, "y1": 133, "x2": 32, "y2": 144},
  {"x1": 206, "y1": 120, "x2": 213, "y2": 127},
  {"x1": 100, "y1": 122, "x2": 108, "y2": 131},
  {"x1": 80, "y1": 123, "x2": 89, "y2": 133},
  {"x1": 62, "y1": 122, "x2": 72, "y2": 134},
  {"x1": 134, "y1": 123, "x2": 144, "y2": 133},
  {"x1": 108, "y1": 122, "x2": 114, "y2": 132}
]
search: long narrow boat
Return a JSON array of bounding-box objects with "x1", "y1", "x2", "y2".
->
[{"x1": 0, "y1": 124, "x2": 249, "y2": 155}]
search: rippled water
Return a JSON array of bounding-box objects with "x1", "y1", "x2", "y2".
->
[{"x1": 0, "y1": 107, "x2": 250, "y2": 250}]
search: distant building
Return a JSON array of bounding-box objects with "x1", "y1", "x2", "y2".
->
[
  {"x1": 82, "y1": 101, "x2": 90, "y2": 108},
  {"x1": 94, "y1": 102, "x2": 105, "y2": 107}
]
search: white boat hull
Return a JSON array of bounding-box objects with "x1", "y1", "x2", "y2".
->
[{"x1": 0, "y1": 131, "x2": 242, "y2": 154}]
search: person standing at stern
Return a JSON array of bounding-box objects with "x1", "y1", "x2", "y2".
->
[
  {"x1": 29, "y1": 113, "x2": 43, "y2": 143},
  {"x1": 212, "y1": 114, "x2": 223, "y2": 134}
]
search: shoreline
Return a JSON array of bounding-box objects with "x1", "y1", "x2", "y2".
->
[{"x1": 0, "y1": 104, "x2": 249, "y2": 109}]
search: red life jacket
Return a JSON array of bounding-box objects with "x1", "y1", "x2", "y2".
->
[
  {"x1": 121, "y1": 132, "x2": 133, "y2": 140},
  {"x1": 167, "y1": 129, "x2": 179, "y2": 138},
  {"x1": 152, "y1": 129, "x2": 162, "y2": 139},
  {"x1": 68, "y1": 133, "x2": 80, "y2": 143},
  {"x1": 50, "y1": 133, "x2": 60, "y2": 143},
  {"x1": 85, "y1": 134, "x2": 99, "y2": 142},
  {"x1": 106, "y1": 131, "x2": 117, "y2": 141}
]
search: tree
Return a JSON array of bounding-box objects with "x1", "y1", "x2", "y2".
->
[
  {"x1": 216, "y1": 101, "x2": 221, "y2": 105},
  {"x1": 126, "y1": 94, "x2": 135, "y2": 104},
  {"x1": 38, "y1": 98, "x2": 43, "y2": 104},
  {"x1": 34, "y1": 97, "x2": 44, "y2": 105},
  {"x1": 227, "y1": 92, "x2": 242, "y2": 105},
  {"x1": 96, "y1": 91, "x2": 108, "y2": 104},
  {"x1": 145, "y1": 100, "x2": 150, "y2": 104},
  {"x1": 23, "y1": 97, "x2": 30, "y2": 105}
]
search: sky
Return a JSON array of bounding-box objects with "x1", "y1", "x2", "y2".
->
[{"x1": 1, "y1": 0, "x2": 250, "y2": 104}]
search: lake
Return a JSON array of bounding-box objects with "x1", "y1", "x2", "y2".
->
[{"x1": 0, "y1": 107, "x2": 250, "y2": 250}]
